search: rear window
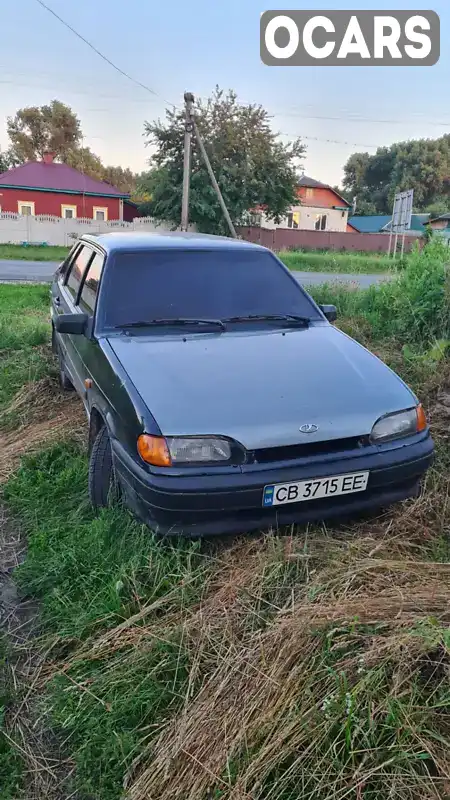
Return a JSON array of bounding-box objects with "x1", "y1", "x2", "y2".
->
[
  {"x1": 79, "y1": 252, "x2": 105, "y2": 314},
  {"x1": 65, "y1": 245, "x2": 93, "y2": 301},
  {"x1": 98, "y1": 249, "x2": 320, "y2": 328}
]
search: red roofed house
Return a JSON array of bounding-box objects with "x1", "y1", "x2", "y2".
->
[
  {"x1": 0, "y1": 152, "x2": 136, "y2": 222},
  {"x1": 251, "y1": 176, "x2": 352, "y2": 233}
]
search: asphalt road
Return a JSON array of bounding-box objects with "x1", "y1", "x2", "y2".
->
[{"x1": 0, "y1": 260, "x2": 390, "y2": 288}]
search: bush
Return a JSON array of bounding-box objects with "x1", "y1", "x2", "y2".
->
[{"x1": 310, "y1": 239, "x2": 450, "y2": 349}]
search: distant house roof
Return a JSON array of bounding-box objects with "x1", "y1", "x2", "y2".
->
[
  {"x1": 298, "y1": 175, "x2": 328, "y2": 189},
  {"x1": 428, "y1": 212, "x2": 450, "y2": 223},
  {"x1": 350, "y1": 214, "x2": 429, "y2": 234},
  {"x1": 349, "y1": 215, "x2": 392, "y2": 233},
  {"x1": 0, "y1": 160, "x2": 128, "y2": 198},
  {"x1": 297, "y1": 175, "x2": 351, "y2": 208}
]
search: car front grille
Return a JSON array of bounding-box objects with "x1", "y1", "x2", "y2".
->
[{"x1": 252, "y1": 436, "x2": 370, "y2": 464}]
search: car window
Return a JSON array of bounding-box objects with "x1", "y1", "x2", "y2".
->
[
  {"x1": 59, "y1": 243, "x2": 80, "y2": 280},
  {"x1": 99, "y1": 249, "x2": 321, "y2": 329},
  {"x1": 79, "y1": 252, "x2": 105, "y2": 314},
  {"x1": 65, "y1": 245, "x2": 93, "y2": 302}
]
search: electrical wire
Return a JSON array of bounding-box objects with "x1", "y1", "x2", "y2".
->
[
  {"x1": 273, "y1": 110, "x2": 450, "y2": 127},
  {"x1": 0, "y1": 78, "x2": 158, "y2": 103},
  {"x1": 281, "y1": 133, "x2": 378, "y2": 149},
  {"x1": 33, "y1": 0, "x2": 178, "y2": 109}
]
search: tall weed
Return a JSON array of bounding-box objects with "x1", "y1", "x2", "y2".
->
[{"x1": 310, "y1": 239, "x2": 450, "y2": 349}]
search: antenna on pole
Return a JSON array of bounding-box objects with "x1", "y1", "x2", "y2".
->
[{"x1": 181, "y1": 92, "x2": 194, "y2": 231}]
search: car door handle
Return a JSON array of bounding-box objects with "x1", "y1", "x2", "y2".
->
[{"x1": 54, "y1": 296, "x2": 61, "y2": 307}]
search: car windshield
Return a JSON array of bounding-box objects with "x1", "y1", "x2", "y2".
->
[{"x1": 99, "y1": 248, "x2": 321, "y2": 329}]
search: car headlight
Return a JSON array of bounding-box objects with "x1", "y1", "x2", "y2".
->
[
  {"x1": 167, "y1": 437, "x2": 231, "y2": 463},
  {"x1": 370, "y1": 405, "x2": 427, "y2": 443},
  {"x1": 137, "y1": 434, "x2": 232, "y2": 466}
]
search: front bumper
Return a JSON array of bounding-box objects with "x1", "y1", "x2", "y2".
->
[{"x1": 112, "y1": 434, "x2": 434, "y2": 537}]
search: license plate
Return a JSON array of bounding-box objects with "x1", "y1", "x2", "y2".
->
[{"x1": 263, "y1": 471, "x2": 369, "y2": 507}]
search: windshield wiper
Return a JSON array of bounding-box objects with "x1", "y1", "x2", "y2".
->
[
  {"x1": 222, "y1": 314, "x2": 310, "y2": 327},
  {"x1": 115, "y1": 317, "x2": 226, "y2": 331}
]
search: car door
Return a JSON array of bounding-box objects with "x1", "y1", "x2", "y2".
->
[
  {"x1": 55, "y1": 243, "x2": 95, "y2": 395},
  {"x1": 74, "y1": 249, "x2": 107, "y2": 409}
]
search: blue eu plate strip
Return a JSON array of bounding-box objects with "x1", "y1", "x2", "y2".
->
[{"x1": 263, "y1": 486, "x2": 275, "y2": 507}]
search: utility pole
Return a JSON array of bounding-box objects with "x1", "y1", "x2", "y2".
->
[
  {"x1": 192, "y1": 118, "x2": 237, "y2": 239},
  {"x1": 181, "y1": 92, "x2": 194, "y2": 231}
]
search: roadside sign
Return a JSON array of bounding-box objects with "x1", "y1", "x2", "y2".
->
[
  {"x1": 389, "y1": 189, "x2": 414, "y2": 258},
  {"x1": 391, "y1": 190, "x2": 414, "y2": 233}
]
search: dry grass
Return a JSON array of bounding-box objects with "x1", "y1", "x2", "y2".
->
[
  {"x1": 0, "y1": 377, "x2": 85, "y2": 483},
  {"x1": 5, "y1": 373, "x2": 443, "y2": 800},
  {"x1": 123, "y1": 532, "x2": 450, "y2": 800},
  {"x1": 0, "y1": 294, "x2": 449, "y2": 799}
]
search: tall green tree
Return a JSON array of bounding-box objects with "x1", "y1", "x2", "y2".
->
[
  {"x1": 140, "y1": 87, "x2": 305, "y2": 234},
  {"x1": 102, "y1": 165, "x2": 138, "y2": 196},
  {"x1": 343, "y1": 135, "x2": 450, "y2": 214},
  {"x1": 64, "y1": 146, "x2": 105, "y2": 180},
  {"x1": 0, "y1": 147, "x2": 22, "y2": 173},
  {"x1": 6, "y1": 99, "x2": 139, "y2": 194},
  {"x1": 7, "y1": 100, "x2": 82, "y2": 162}
]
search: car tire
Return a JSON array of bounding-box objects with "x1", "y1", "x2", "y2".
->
[
  {"x1": 89, "y1": 426, "x2": 120, "y2": 510},
  {"x1": 57, "y1": 346, "x2": 74, "y2": 391}
]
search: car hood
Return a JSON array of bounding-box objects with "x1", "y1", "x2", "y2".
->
[{"x1": 107, "y1": 325, "x2": 416, "y2": 450}]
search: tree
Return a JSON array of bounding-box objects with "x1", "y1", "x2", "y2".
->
[
  {"x1": 6, "y1": 99, "x2": 140, "y2": 194},
  {"x1": 7, "y1": 100, "x2": 82, "y2": 162},
  {"x1": 342, "y1": 135, "x2": 450, "y2": 215},
  {"x1": 102, "y1": 165, "x2": 138, "y2": 196},
  {"x1": 0, "y1": 147, "x2": 22, "y2": 173},
  {"x1": 422, "y1": 199, "x2": 449, "y2": 218},
  {"x1": 64, "y1": 146, "x2": 105, "y2": 181},
  {"x1": 141, "y1": 87, "x2": 305, "y2": 234}
]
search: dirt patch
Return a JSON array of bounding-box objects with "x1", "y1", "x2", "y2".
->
[
  {"x1": 0, "y1": 379, "x2": 85, "y2": 797},
  {"x1": 0, "y1": 506, "x2": 80, "y2": 799}
]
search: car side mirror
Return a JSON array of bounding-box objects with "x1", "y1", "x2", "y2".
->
[
  {"x1": 55, "y1": 313, "x2": 89, "y2": 335},
  {"x1": 319, "y1": 304, "x2": 337, "y2": 323}
]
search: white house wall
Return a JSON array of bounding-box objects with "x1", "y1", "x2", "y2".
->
[{"x1": 261, "y1": 205, "x2": 348, "y2": 232}]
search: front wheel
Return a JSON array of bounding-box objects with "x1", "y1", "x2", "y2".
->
[{"x1": 88, "y1": 426, "x2": 120, "y2": 510}]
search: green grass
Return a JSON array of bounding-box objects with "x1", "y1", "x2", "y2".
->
[
  {"x1": 0, "y1": 242, "x2": 393, "y2": 273},
  {"x1": 3, "y1": 444, "x2": 212, "y2": 798},
  {"x1": 0, "y1": 284, "x2": 52, "y2": 415},
  {"x1": 0, "y1": 244, "x2": 69, "y2": 262},
  {"x1": 307, "y1": 239, "x2": 450, "y2": 349},
  {"x1": 4, "y1": 438, "x2": 450, "y2": 799},
  {"x1": 279, "y1": 249, "x2": 396, "y2": 274},
  {"x1": 1, "y1": 241, "x2": 450, "y2": 799},
  {"x1": 0, "y1": 638, "x2": 24, "y2": 800}
]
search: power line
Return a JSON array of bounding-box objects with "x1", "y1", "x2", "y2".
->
[
  {"x1": 273, "y1": 110, "x2": 450, "y2": 128},
  {"x1": 0, "y1": 78, "x2": 160, "y2": 103},
  {"x1": 34, "y1": 0, "x2": 178, "y2": 109},
  {"x1": 301, "y1": 135, "x2": 378, "y2": 149},
  {"x1": 279, "y1": 131, "x2": 378, "y2": 148}
]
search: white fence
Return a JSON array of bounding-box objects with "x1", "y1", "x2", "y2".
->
[{"x1": 0, "y1": 213, "x2": 183, "y2": 246}]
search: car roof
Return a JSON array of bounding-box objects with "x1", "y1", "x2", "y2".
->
[{"x1": 79, "y1": 231, "x2": 267, "y2": 254}]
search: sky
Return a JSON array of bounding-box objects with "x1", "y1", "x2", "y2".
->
[{"x1": 1, "y1": 0, "x2": 449, "y2": 186}]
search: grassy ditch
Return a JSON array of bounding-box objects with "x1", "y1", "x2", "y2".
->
[
  {"x1": 0, "y1": 244, "x2": 69, "y2": 262},
  {"x1": 279, "y1": 248, "x2": 395, "y2": 274},
  {"x1": 1, "y1": 239, "x2": 450, "y2": 799}
]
